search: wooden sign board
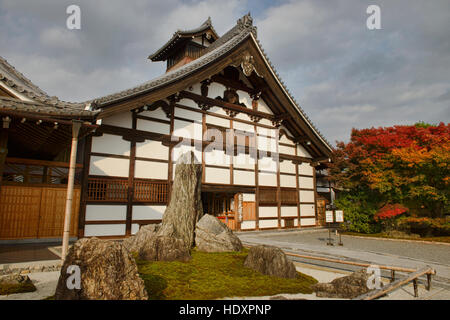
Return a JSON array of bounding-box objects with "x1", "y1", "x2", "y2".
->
[
  {"x1": 325, "y1": 210, "x2": 334, "y2": 223},
  {"x1": 335, "y1": 210, "x2": 344, "y2": 223}
]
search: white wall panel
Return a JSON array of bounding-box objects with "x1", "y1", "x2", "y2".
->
[
  {"x1": 205, "y1": 167, "x2": 230, "y2": 184},
  {"x1": 85, "y1": 205, "x2": 127, "y2": 221},
  {"x1": 206, "y1": 114, "x2": 230, "y2": 127},
  {"x1": 173, "y1": 119, "x2": 202, "y2": 140},
  {"x1": 136, "y1": 118, "x2": 170, "y2": 134},
  {"x1": 89, "y1": 156, "x2": 129, "y2": 177},
  {"x1": 136, "y1": 140, "x2": 168, "y2": 160},
  {"x1": 259, "y1": 219, "x2": 278, "y2": 228},
  {"x1": 301, "y1": 218, "x2": 316, "y2": 226},
  {"x1": 135, "y1": 161, "x2": 168, "y2": 180},
  {"x1": 241, "y1": 220, "x2": 256, "y2": 230},
  {"x1": 233, "y1": 170, "x2": 255, "y2": 186},
  {"x1": 280, "y1": 160, "x2": 296, "y2": 174},
  {"x1": 297, "y1": 144, "x2": 312, "y2": 158},
  {"x1": 257, "y1": 99, "x2": 273, "y2": 115},
  {"x1": 234, "y1": 153, "x2": 256, "y2": 169},
  {"x1": 233, "y1": 121, "x2": 254, "y2": 133},
  {"x1": 259, "y1": 172, "x2": 277, "y2": 186},
  {"x1": 299, "y1": 163, "x2": 314, "y2": 176},
  {"x1": 279, "y1": 144, "x2": 296, "y2": 156},
  {"x1": 280, "y1": 174, "x2": 296, "y2": 188},
  {"x1": 299, "y1": 190, "x2": 315, "y2": 203},
  {"x1": 102, "y1": 112, "x2": 132, "y2": 129},
  {"x1": 204, "y1": 149, "x2": 230, "y2": 166},
  {"x1": 243, "y1": 193, "x2": 255, "y2": 202},
  {"x1": 132, "y1": 205, "x2": 166, "y2": 220},
  {"x1": 91, "y1": 134, "x2": 130, "y2": 156},
  {"x1": 208, "y1": 82, "x2": 226, "y2": 100},
  {"x1": 84, "y1": 224, "x2": 126, "y2": 237},
  {"x1": 281, "y1": 206, "x2": 297, "y2": 217},
  {"x1": 299, "y1": 176, "x2": 314, "y2": 189},
  {"x1": 258, "y1": 156, "x2": 277, "y2": 173},
  {"x1": 140, "y1": 108, "x2": 168, "y2": 121},
  {"x1": 300, "y1": 204, "x2": 315, "y2": 216},
  {"x1": 175, "y1": 107, "x2": 202, "y2": 122},
  {"x1": 259, "y1": 206, "x2": 278, "y2": 218}
]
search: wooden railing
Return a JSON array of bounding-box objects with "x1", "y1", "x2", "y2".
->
[
  {"x1": 87, "y1": 178, "x2": 128, "y2": 202},
  {"x1": 134, "y1": 180, "x2": 168, "y2": 203},
  {"x1": 3, "y1": 157, "x2": 83, "y2": 185},
  {"x1": 86, "y1": 177, "x2": 168, "y2": 203}
]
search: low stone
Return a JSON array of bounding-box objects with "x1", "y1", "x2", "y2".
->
[
  {"x1": 55, "y1": 237, "x2": 148, "y2": 300},
  {"x1": 243, "y1": 245, "x2": 297, "y2": 279},
  {"x1": 312, "y1": 269, "x2": 376, "y2": 299},
  {"x1": 0, "y1": 273, "x2": 36, "y2": 295},
  {"x1": 122, "y1": 223, "x2": 160, "y2": 253},
  {"x1": 195, "y1": 214, "x2": 242, "y2": 252}
]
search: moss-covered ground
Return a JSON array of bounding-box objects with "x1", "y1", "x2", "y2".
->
[
  {"x1": 0, "y1": 279, "x2": 36, "y2": 296},
  {"x1": 136, "y1": 248, "x2": 318, "y2": 300}
]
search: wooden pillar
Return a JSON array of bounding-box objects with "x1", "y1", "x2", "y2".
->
[
  {"x1": 295, "y1": 144, "x2": 301, "y2": 229},
  {"x1": 0, "y1": 117, "x2": 11, "y2": 191},
  {"x1": 78, "y1": 134, "x2": 93, "y2": 238},
  {"x1": 168, "y1": 101, "x2": 175, "y2": 202},
  {"x1": 276, "y1": 129, "x2": 281, "y2": 229},
  {"x1": 126, "y1": 112, "x2": 137, "y2": 236},
  {"x1": 61, "y1": 120, "x2": 82, "y2": 263},
  {"x1": 254, "y1": 124, "x2": 259, "y2": 230},
  {"x1": 312, "y1": 163, "x2": 318, "y2": 226}
]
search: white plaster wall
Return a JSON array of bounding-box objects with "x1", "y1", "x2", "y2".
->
[
  {"x1": 297, "y1": 144, "x2": 312, "y2": 158},
  {"x1": 208, "y1": 82, "x2": 226, "y2": 100},
  {"x1": 132, "y1": 205, "x2": 166, "y2": 220},
  {"x1": 257, "y1": 99, "x2": 273, "y2": 115},
  {"x1": 299, "y1": 190, "x2": 315, "y2": 203},
  {"x1": 257, "y1": 135, "x2": 277, "y2": 152},
  {"x1": 233, "y1": 121, "x2": 254, "y2": 133},
  {"x1": 280, "y1": 174, "x2": 296, "y2": 188},
  {"x1": 89, "y1": 156, "x2": 129, "y2": 177},
  {"x1": 241, "y1": 220, "x2": 256, "y2": 230},
  {"x1": 259, "y1": 118, "x2": 273, "y2": 127},
  {"x1": 134, "y1": 161, "x2": 168, "y2": 180},
  {"x1": 259, "y1": 172, "x2": 277, "y2": 186},
  {"x1": 279, "y1": 144, "x2": 296, "y2": 156},
  {"x1": 301, "y1": 218, "x2": 316, "y2": 226},
  {"x1": 204, "y1": 149, "x2": 230, "y2": 166},
  {"x1": 140, "y1": 108, "x2": 168, "y2": 121},
  {"x1": 131, "y1": 224, "x2": 140, "y2": 235},
  {"x1": 173, "y1": 119, "x2": 202, "y2": 140},
  {"x1": 85, "y1": 205, "x2": 127, "y2": 221},
  {"x1": 256, "y1": 127, "x2": 277, "y2": 137},
  {"x1": 205, "y1": 167, "x2": 230, "y2": 184},
  {"x1": 281, "y1": 206, "x2": 297, "y2": 217},
  {"x1": 175, "y1": 107, "x2": 202, "y2": 122},
  {"x1": 136, "y1": 140, "x2": 168, "y2": 160},
  {"x1": 233, "y1": 153, "x2": 255, "y2": 169},
  {"x1": 300, "y1": 204, "x2": 316, "y2": 216},
  {"x1": 299, "y1": 176, "x2": 314, "y2": 189},
  {"x1": 299, "y1": 163, "x2": 314, "y2": 176},
  {"x1": 243, "y1": 193, "x2": 255, "y2": 202},
  {"x1": 233, "y1": 170, "x2": 255, "y2": 186},
  {"x1": 137, "y1": 118, "x2": 170, "y2": 135},
  {"x1": 280, "y1": 160, "x2": 296, "y2": 174},
  {"x1": 259, "y1": 219, "x2": 278, "y2": 228},
  {"x1": 208, "y1": 106, "x2": 228, "y2": 116},
  {"x1": 102, "y1": 112, "x2": 132, "y2": 129},
  {"x1": 91, "y1": 134, "x2": 130, "y2": 156},
  {"x1": 206, "y1": 114, "x2": 230, "y2": 128},
  {"x1": 84, "y1": 224, "x2": 126, "y2": 237},
  {"x1": 258, "y1": 156, "x2": 277, "y2": 173},
  {"x1": 259, "y1": 206, "x2": 278, "y2": 218},
  {"x1": 178, "y1": 98, "x2": 197, "y2": 109}
]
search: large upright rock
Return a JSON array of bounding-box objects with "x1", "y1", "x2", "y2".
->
[
  {"x1": 139, "y1": 151, "x2": 203, "y2": 261},
  {"x1": 55, "y1": 238, "x2": 148, "y2": 300},
  {"x1": 195, "y1": 214, "x2": 242, "y2": 252},
  {"x1": 244, "y1": 245, "x2": 297, "y2": 279}
]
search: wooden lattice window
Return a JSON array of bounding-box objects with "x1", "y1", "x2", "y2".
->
[
  {"x1": 134, "y1": 180, "x2": 168, "y2": 203},
  {"x1": 259, "y1": 188, "x2": 277, "y2": 205},
  {"x1": 87, "y1": 178, "x2": 128, "y2": 201}
]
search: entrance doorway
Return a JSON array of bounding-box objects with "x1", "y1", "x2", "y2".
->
[{"x1": 202, "y1": 192, "x2": 238, "y2": 230}]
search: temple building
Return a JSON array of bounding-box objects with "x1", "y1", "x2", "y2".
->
[{"x1": 0, "y1": 14, "x2": 333, "y2": 241}]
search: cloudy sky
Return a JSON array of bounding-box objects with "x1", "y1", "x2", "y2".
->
[{"x1": 1, "y1": 0, "x2": 449, "y2": 144}]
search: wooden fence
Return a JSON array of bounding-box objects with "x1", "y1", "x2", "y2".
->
[{"x1": 0, "y1": 185, "x2": 80, "y2": 239}]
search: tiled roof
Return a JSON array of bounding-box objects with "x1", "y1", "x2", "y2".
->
[
  {"x1": 0, "y1": 96, "x2": 99, "y2": 118},
  {"x1": 0, "y1": 56, "x2": 98, "y2": 118},
  {"x1": 148, "y1": 17, "x2": 220, "y2": 61},
  {"x1": 93, "y1": 14, "x2": 332, "y2": 151}
]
